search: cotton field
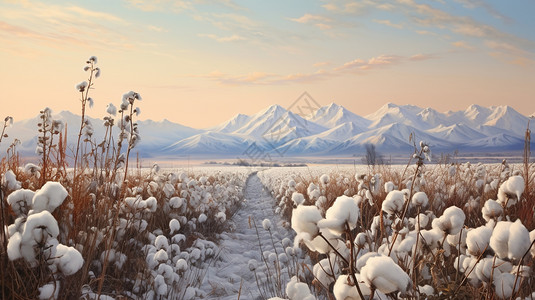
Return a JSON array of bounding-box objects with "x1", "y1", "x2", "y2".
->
[{"x1": 257, "y1": 160, "x2": 535, "y2": 299}]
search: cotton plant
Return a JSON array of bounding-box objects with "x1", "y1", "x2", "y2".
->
[{"x1": 5, "y1": 179, "x2": 84, "y2": 294}]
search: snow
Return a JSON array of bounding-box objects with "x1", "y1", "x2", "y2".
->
[
  {"x1": 199, "y1": 173, "x2": 304, "y2": 299},
  {"x1": 4, "y1": 103, "x2": 532, "y2": 157}
]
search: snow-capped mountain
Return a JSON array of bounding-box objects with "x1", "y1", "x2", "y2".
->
[{"x1": 3, "y1": 103, "x2": 533, "y2": 159}]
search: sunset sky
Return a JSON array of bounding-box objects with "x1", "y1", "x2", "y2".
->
[{"x1": 1, "y1": 0, "x2": 534, "y2": 128}]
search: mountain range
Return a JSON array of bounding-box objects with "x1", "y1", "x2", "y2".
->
[{"x1": 2, "y1": 103, "x2": 533, "y2": 160}]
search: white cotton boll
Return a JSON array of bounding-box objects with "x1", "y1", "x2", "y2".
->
[
  {"x1": 169, "y1": 219, "x2": 180, "y2": 234},
  {"x1": 475, "y1": 257, "x2": 500, "y2": 282},
  {"x1": 172, "y1": 234, "x2": 186, "y2": 244},
  {"x1": 154, "y1": 235, "x2": 169, "y2": 250},
  {"x1": 360, "y1": 256, "x2": 411, "y2": 294},
  {"x1": 198, "y1": 213, "x2": 207, "y2": 223},
  {"x1": 497, "y1": 176, "x2": 524, "y2": 207},
  {"x1": 54, "y1": 244, "x2": 84, "y2": 275},
  {"x1": 397, "y1": 236, "x2": 416, "y2": 254},
  {"x1": 215, "y1": 211, "x2": 226, "y2": 223},
  {"x1": 154, "y1": 274, "x2": 167, "y2": 296},
  {"x1": 466, "y1": 225, "x2": 492, "y2": 256},
  {"x1": 418, "y1": 228, "x2": 443, "y2": 251},
  {"x1": 163, "y1": 183, "x2": 175, "y2": 198},
  {"x1": 291, "y1": 205, "x2": 322, "y2": 239},
  {"x1": 262, "y1": 219, "x2": 272, "y2": 231},
  {"x1": 382, "y1": 190, "x2": 406, "y2": 215},
  {"x1": 292, "y1": 192, "x2": 305, "y2": 206},
  {"x1": 106, "y1": 103, "x2": 117, "y2": 116},
  {"x1": 190, "y1": 248, "x2": 201, "y2": 262},
  {"x1": 144, "y1": 197, "x2": 157, "y2": 212},
  {"x1": 248, "y1": 259, "x2": 257, "y2": 271},
  {"x1": 494, "y1": 273, "x2": 518, "y2": 299},
  {"x1": 356, "y1": 252, "x2": 381, "y2": 272},
  {"x1": 288, "y1": 179, "x2": 296, "y2": 189},
  {"x1": 22, "y1": 210, "x2": 59, "y2": 244},
  {"x1": 169, "y1": 196, "x2": 183, "y2": 209},
  {"x1": 411, "y1": 192, "x2": 428, "y2": 208},
  {"x1": 154, "y1": 249, "x2": 168, "y2": 263},
  {"x1": 490, "y1": 221, "x2": 521, "y2": 260},
  {"x1": 384, "y1": 181, "x2": 395, "y2": 193},
  {"x1": 354, "y1": 232, "x2": 368, "y2": 249},
  {"x1": 7, "y1": 232, "x2": 22, "y2": 260},
  {"x1": 500, "y1": 219, "x2": 530, "y2": 262},
  {"x1": 38, "y1": 282, "x2": 60, "y2": 300},
  {"x1": 7, "y1": 189, "x2": 35, "y2": 216},
  {"x1": 418, "y1": 285, "x2": 434, "y2": 296},
  {"x1": 176, "y1": 258, "x2": 188, "y2": 272},
  {"x1": 285, "y1": 276, "x2": 315, "y2": 300},
  {"x1": 432, "y1": 206, "x2": 465, "y2": 235},
  {"x1": 447, "y1": 228, "x2": 468, "y2": 252},
  {"x1": 3, "y1": 170, "x2": 21, "y2": 191},
  {"x1": 333, "y1": 274, "x2": 371, "y2": 300},
  {"x1": 313, "y1": 255, "x2": 340, "y2": 289},
  {"x1": 482, "y1": 199, "x2": 503, "y2": 222},
  {"x1": 318, "y1": 195, "x2": 360, "y2": 235},
  {"x1": 31, "y1": 181, "x2": 68, "y2": 213},
  {"x1": 320, "y1": 174, "x2": 330, "y2": 186}
]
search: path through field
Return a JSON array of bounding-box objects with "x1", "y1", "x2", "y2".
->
[{"x1": 200, "y1": 172, "x2": 293, "y2": 300}]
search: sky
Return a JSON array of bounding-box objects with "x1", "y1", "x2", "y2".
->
[{"x1": 1, "y1": 0, "x2": 534, "y2": 129}]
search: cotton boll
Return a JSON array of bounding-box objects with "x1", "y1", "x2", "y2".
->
[
  {"x1": 320, "y1": 174, "x2": 330, "y2": 186},
  {"x1": 176, "y1": 258, "x2": 188, "y2": 272},
  {"x1": 38, "y1": 282, "x2": 60, "y2": 300},
  {"x1": 432, "y1": 206, "x2": 465, "y2": 235},
  {"x1": 7, "y1": 232, "x2": 22, "y2": 260},
  {"x1": 411, "y1": 192, "x2": 428, "y2": 208},
  {"x1": 333, "y1": 274, "x2": 371, "y2": 300},
  {"x1": 154, "y1": 274, "x2": 167, "y2": 296},
  {"x1": 382, "y1": 191, "x2": 406, "y2": 215},
  {"x1": 497, "y1": 176, "x2": 524, "y2": 207},
  {"x1": 356, "y1": 252, "x2": 381, "y2": 272},
  {"x1": 198, "y1": 213, "x2": 207, "y2": 223},
  {"x1": 313, "y1": 254, "x2": 340, "y2": 288},
  {"x1": 6, "y1": 189, "x2": 35, "y2": 216},
  {"x1": 291, "y1": 205, "x2": 322, "y2": 239},
  {"x1": 505, "y1": 219, "x2": 530, "y2": 262},
  {"x1": 3, "y1": 170, "x2": 21, "y2": 191},
  {"x1": 154, "y1": 249, "x2": 168, "y2": 263},
  {"x1": 467, "y1": 226, "x2": 492, "y2": 256},
  {"x1": 169, "y1": 196, "x2": 184, "y2": 209},
  {"x1": 154, "y1": 235, "x2": 169, "y2": 251},
  {"x1": 169, "y1": 219, "x2": 181, "y2": 234},
  {"x1": 318, "y1": 195, "x2": 360, "y2": 235},
  {"x1": 384, "y1": 182, "x2": 395, "y2": 193},
  {"x1": 285, "y1": 276, "x2": 315, "y2": 300},
  {"x1": 31, "y1": 181, "x2": 68, "y2": 213},
  {"x1": 493, "y1": 273, "x2": 518, "y2": 299},
  {"x1": 54, "y1": 244, "x2": 84, "y2": 275},
  {"x1": 490, "y1": 220, "x2": 530, "y2": 262},
  {"x1": 360, "y1": 256, "x2": 412, "y2": 294},
  {"x1": 475, "y1": 257, "x2": 500, "y2": 282},
  {"x1": 482, "y1": 199, "x2": 503, "y2": 223},
  {"x1": 262, "y1": 219, "x2": 272, "y2": 231},
  {"x1": 418, "y1": 285, "x2": 434, "y2": 296},
  {"x1": 215, "y1": 211, "x2": 226, "y2": 223},
  {"x1": 144, "y1": 197, "x2": 157, "y2": 212},
  {"x1": 292, "y1": 192, "x2": 305, "y2": 206}
]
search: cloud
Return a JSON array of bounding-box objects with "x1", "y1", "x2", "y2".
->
[
  {"x1": 148, "y1": 25, "x2": 167, "y2": 32},
  {"x1": 0, "y1": 1, "x2": 136, "y2": 55},
  {"x1": 451, "y1": 40, "x2": 474, "y2": 50},
  {"x1": 198, "y1": 33, "x2": 246, "y2": 42},
  {"x1": 125, "y1": 0, "x2": 243, "y2": 12},
  {"x1": 290, "y1": 14, "x2": 331, "y2": 24},
  {"x1": 196, "y1": 53, "x2": 436, "y2": 85},
  {"x1": 373, "y1": 19, "x2": 403, "y2": 29}
]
